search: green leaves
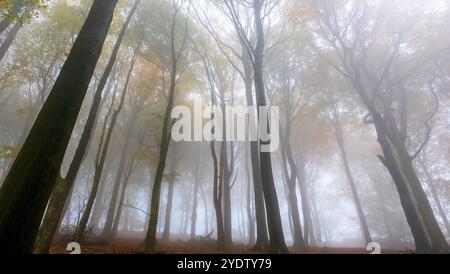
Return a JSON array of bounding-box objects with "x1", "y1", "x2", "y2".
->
[{"x1": 0, "y1": 0, "x2": 49, "y2": 24}]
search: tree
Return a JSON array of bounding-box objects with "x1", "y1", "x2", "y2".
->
[
  {"x1": 223, "y1": 0, "x2": 288, "y2": 253},
  {"x1": 308, "y1": 0, "x2": 449, "y2": 252},
  {"x1": 145, "y1": 0, "x2": 189, "y2": 254},
  {"x1": 0, "y1": 0, "x2": 118, "y2": 254},
  {"x1": 34, "y1": 0, "x2": 141, "y2": 253},
  {"x1": 324, "y1": 103, "x2": 372, "y2": 245}
]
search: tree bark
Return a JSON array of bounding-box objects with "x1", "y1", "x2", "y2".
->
[
  {"x1": 0, "y1": 0, "x2": 118, "y2": 254},
  {"x1": 33, "y1": 0, "x2": 139, "y2": 253},
  {"x1": 252, "y1": 0, "x2": 288, "y2": 253},
  {"x1": 144, "y1": 6, "x2": 186, "y2": 252},
  {"x1": 162, "y1": 180, "x2": 175, "y2": 241}
]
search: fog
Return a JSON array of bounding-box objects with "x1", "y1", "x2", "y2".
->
[{"x1": 0, "y1": 0, "x2": 449, "y2": 254}]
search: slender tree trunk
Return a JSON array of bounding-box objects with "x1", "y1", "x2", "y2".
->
[
  {"x1": 240, "y1": 44, "x2": 269, "y2": 250},
  {"x1": 144, "y1": 7, "x2": 185, "y2": 252},
  {"x1": 244, "y1": 143, "x2": 256, "y2": 246},
  {"x1": 162, "y1": 181, "x2": 175, "y2": 241},
  {"x1": 190, "y1": 177, "x2": 200, "y2": 240},
  {"x1": 220, "y1": 138, "x2": 232, "y2": 247},
  {"x1": 331, "y1": 114, "x2": 372, "y2": 245},
  {"x1": 280, "y1": 113, "x2": 305, "y2": 248},
  {"x1": 200, "y1": 185, "x2": 209, "y2": 235},
  {"x1": 211, "y1": 140, "x2": 225, "y2": 249},
  {"x1": 0, "y1": 0, "x2": 118, "y2": 254},
  {"x1": 252, "y1": 0, "x2": 288, "y2": 253}
]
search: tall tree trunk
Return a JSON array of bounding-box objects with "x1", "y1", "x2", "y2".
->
[
  {"x1": 280, "y1": 113, "x2": 305, "y2": 249},
  {"x1": 330, "y1": 113, "x2": 372, "y2": 245},
  {"x1": 252, "y1": 0, "x2": 288, "y2": 253},
  {"x1": 190, "y1": 176, "x2": 200, "y2": 240},
  {"x1": 371, "y1": 110, "x2": 432, "y2": 252},
  {"x1": 144, "y1": 6, "x2": 186, "y2": 252},
  {"x1": 241, "y1": 43, "x2": 269, "y2": 250},
  {"x1": 211, "y1": 140, "x2": 225, "y2": 249},
  {"x1": 0, "y1": 0, "x2": 118, "y2": 254},
  {"x1": 33, "y1": 0, "x2": 139, "y2": 253},
  {"x1": 244, "y1": 143, "x2": 256, "y2": 246},
  {"x1": 220, "y1": 110, "x2": 232, "y2": 246}
]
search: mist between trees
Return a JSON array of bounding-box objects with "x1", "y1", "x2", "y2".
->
[{"x1": 0, "y1": 0, "x2": 449, "y2": 254}]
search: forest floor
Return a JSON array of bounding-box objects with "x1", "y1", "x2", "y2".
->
[{"x1": 49, "y1": 238, "x2": 407, "y2": 254}]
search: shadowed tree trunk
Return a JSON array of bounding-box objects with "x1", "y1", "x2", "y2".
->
[
  {"x1": 242, "y1": 47, "x2": 269, "y2": 250},
  {"x1": 327, "y1": 107, "x2": 372, "y2": 245},
  {"x1": 280, "y1": 127, "x2": 305, "y2": 249},
  {"x1": 251, "y1": 0, "x2": 288, "y2": 253},
  {"x1": 144, "y1": 5, "x2": 188, "y2": 253},
  {"x1": 162, "y1": 153, "x2": 178, "y2": 241},
  {"x1": 244, "y1": 143, "x2": 256, "y2": 246},
  {"x1": 0, "y1": 0, "x2": 118, "y2": 254},
  {"x1": 33, "y1": 0, "x2": 139, "y2": 253},
  {"x1": 161, "y1": 181, "x2": 174, "y2": 240}
]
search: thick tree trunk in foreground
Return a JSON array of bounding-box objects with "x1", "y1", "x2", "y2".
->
[
  {"x1": 33, "y1": 0, "x2": 138, "y2": 253},
  {"x1": 0, "y1": 0, "x2": 118, "y2": 254}
]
